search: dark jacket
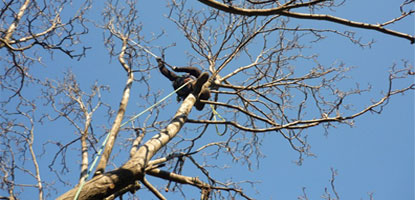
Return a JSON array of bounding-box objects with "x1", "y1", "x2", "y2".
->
[{"x1": 158, "y1": 60, "x2": 202, "y2": 101}]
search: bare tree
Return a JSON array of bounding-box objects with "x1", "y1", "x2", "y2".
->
[
  {"x1": 1, "y1": 0, "x2": 90, "y2": 199},
  {"x1": 1, "y1": 0, "x2": 413, "y2": 199}
]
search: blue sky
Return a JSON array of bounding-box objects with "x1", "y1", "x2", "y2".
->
[{"x1": 2, "y1": 1, "x2": 413, "y2": 199}]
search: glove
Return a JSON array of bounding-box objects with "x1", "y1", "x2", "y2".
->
[{"x1": 156, "y1": 57, "x2": 163, "y2": 65}]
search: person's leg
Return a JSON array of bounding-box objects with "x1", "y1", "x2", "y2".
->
[{"x1": 193, "y1": 72, "x2": 209, "y2": 110}]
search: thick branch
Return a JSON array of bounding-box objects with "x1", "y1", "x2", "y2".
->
[
  {"x1": 79, "y1": 115, "x2": 91, "y2": 183},
  {"x1": 94, "y1": 38, "x2": 134, "y2": 176},
  {"x1": 147, "y1": 168, "x2": 210, "y2": 189},
  {"x1": 197, "y1": 0, "x2": 415, "y2": 43},
  {"x1": 281, "y1": 11, "x2": 415, "y2": 44},
  {"x1": 2, "y1": 0, "x2": 31, "y2": 44},
  {"x1": 197, "y1": 0, "x2": 325, "y2": 16}
]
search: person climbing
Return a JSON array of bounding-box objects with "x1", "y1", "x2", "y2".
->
[{"x1": 156, "y1": 58, "x2": 210, "y2": 110}]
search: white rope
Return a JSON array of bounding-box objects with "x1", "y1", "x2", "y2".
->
[{"x1": 129, "y1": 39, "x2": 159, "y2": 59}]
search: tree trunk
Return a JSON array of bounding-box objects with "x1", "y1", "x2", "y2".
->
[{"x1": 57, "y1": 93, "x2": 197, "y2": 200}]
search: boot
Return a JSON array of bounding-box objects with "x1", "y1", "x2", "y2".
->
[
  {"x1": 193, "y1": 72, "x2": 209, "y2": 95},
  {"x1": 195, "y1": 88, "x2": 211, "y2": 111}
]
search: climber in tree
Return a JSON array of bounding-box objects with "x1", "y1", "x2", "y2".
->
[{"x1": 156, "y1": 57, "x2": 210, "y2": 110}]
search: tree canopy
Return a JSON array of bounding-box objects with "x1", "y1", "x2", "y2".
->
[{"x1": 0, "y1": 0, "x2": 414, "y2": 199}]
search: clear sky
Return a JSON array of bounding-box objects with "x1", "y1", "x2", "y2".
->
[{"x1": 2, "y1": 1, "x2": 413, "y2": 199}]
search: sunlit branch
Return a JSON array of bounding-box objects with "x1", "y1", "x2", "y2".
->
[
  {"x1": 2, "y1": 0, "x2": 31, "y2": 45},
  {"x1": 198, "y1": 0, "x2": 415, "y2": 43},
  {"x1": 94, "y1": 36, "x2": 134, "y2": 176},
  {"x1": 197, "y1": 0, "x2": 326, "y2": 16}
]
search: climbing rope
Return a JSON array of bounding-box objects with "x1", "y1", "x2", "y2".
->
[
  {"x1": 129, "y1": 39, "x2": 159, "y2": 59},
  {"x1": 129, "y1": 39, "x2": 177, "y2": 70},
  {"x1": 120, "y1": 81, "x2": 191, "y2": 127},
  {"x1": 210, "y1": 104, "x2": 227, "y2": 136}
]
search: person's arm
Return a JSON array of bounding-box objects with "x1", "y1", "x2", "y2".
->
[
  {"x1": 157, "y1": 58, "x2": 178, "y2": 81},
  {"x1": 173, "y1": 66, "x2": 202, "y2": 78}
]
